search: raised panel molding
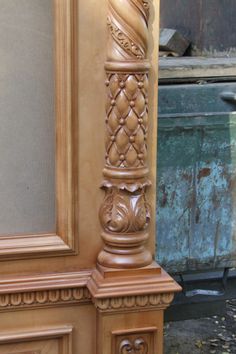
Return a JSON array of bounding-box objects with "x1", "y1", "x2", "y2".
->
[
  {"x1": 0, "y1": 0, "x2": 78, "y2": 261},
  {"x1": 0, "y1": 326, "x2": 72, "y2": 354}
]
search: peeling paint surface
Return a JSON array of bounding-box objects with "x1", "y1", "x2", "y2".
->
[{"x1": 156, "y1": 83, "x2": 236, "y2": 273}]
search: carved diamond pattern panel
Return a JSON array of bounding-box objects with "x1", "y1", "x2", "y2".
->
[{"x1": 105, "y1": 73, "x2": 149, "y2": 168}]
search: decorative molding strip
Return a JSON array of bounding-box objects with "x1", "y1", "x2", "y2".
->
[
  {"x1": 0, "y1": 288, "x2": 91, "y2": 311},
  {"x1": 94, "y1": 293, "x2": 174, "y2": 312},
  {"x1": 0, "y1": 269, "x2": 179, "y2": 312},
  {"x1": 98, "y1": 0, "x2": 153, "y2": 269},
  {"x1": 0, "y1": 271, "x2": 91, "y2": 311}
]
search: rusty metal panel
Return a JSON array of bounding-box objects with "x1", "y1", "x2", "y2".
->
[{"x1": 156, "y1": 83, "x2": 236, "y2": 273}]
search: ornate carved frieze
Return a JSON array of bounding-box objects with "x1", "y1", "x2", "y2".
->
[
  {"x1": 0, "y1": 287, "x2": 91, "y2": 311},
  {"x1": 94, "y1": 293, "x2": 174, "y2": 312},
  {"x1": 98, "y1": 0, "x2": 153, "y2": 268}
]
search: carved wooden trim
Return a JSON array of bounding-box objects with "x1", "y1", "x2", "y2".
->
[
  {"x1": 0, "y1": 0, "x2": 78, "y2": 261},
  {"x1": 0, "y1": 326, "x2": 73, "y2": 354},
  {"x1": 112, "y1": 327, "x2": 157, "y2": 354},
  {"x1": 0, "y1": 269, "x2": 178, "y2": 312},
  {"x1": 0, "y1": 271, "x2": 91, "y2": 311},
  {"x1": 98, "y1": 0, "x2": 153, "y2": 268},
  {"x1": 119, "y1": 338, "x2": 148, "y2": 354},
  {"x1": 94, "y1": 293, "x2": 174, "y2": 312},
  {"x1": 0, "y1": 288, "x2": 90, "y2": 312}
]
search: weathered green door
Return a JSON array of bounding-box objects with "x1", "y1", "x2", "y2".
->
[{"x1": 156, "y1": 62, "x2": 236, "y2": 273}]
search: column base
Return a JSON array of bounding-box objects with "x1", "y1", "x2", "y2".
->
[
  {"x1": 97, "y1": 247, "x2": 153, "y2": 270},
  {"x1": 88, "y1": 261, "x2": 181, "y2": 354}
]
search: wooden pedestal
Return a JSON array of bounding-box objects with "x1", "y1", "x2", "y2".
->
[{"x1": 89, "y1": 263, "x2": 181, "y2": 353}]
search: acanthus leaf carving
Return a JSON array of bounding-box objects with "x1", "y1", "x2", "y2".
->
[{"x1": 99, "y1": 187, "x2": 150, "y2": 233}]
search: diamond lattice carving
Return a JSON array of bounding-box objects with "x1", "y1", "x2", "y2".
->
[{"x1": 105, "y1": 73, "x2": 148, "y2": 168}]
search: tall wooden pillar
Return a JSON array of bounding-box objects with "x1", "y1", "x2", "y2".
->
[{"x1": 88, "y1": 1, "x2": 181, "y2": 353}]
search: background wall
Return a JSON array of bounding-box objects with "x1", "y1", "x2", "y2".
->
[{"x1": 160, "y1": 0, "x2": 236, "y2": 57}]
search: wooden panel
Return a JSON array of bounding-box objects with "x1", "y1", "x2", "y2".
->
[
  {"x1": 0, "y1": 0, "x2": 78, "y2": 260},
  {"x1": 0, "y1": 2, "x2": 180, "y2": 354},
  {"x1": 0, "y1": 327, "x2": 72, "y2": 354},
  {"x1": 0, "y1": 306, "x2": 95, "y2": 354},
  {"x1": 0, "y1": 0, "x2": 55, "y2": 236},
  {"x1": 1, "y1": 339, "x2": 58, "y2": 354},
  {"x1": 0, "y1": 0, "x2": 159, "y2": 276},
  {"x1": 112, "y1": 327, "x2": 157, "y2": 353},
  {"x1": 97, "y1": 310, "x2": 163, "y2": 354}
]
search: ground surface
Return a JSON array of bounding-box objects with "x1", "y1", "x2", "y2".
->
[{"x1": 164, "y1": 299, "x2": 236, "y2": 354}]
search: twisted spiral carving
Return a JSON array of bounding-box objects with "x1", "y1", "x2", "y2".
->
[{"x1": 107, "y1": 0, "x2": 149, "y2": 61}]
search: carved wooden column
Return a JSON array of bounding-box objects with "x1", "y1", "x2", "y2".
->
[
  {"x1": 88, "y1": 1, "x2": 181, "y2": 353},
  {"x1": 98, "y1": 0, "x2": 152, "y2": 269}
]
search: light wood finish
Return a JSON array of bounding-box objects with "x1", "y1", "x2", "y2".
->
[
  {"x1": 0, "y1": 326, "x2": 72, "y2": 354},
  {"x1": 0, "y1": 306, "x2": 96, "y2": 354},
  {"x1": 98, "y1": 0, "x2": 153, "y2": 268},
  {"x1": 0, "y1": 1, "x2": 180, "y2": 354},
  {"x1": 88, "y1": 1, "x2": 181, "y2": 353},
  {"x1": 0, "y1": 0, "x2": 106, "y2": 276},
  {"x1": 0, "y1": 0, "x2": 78, "y2": 261},
  {"x1": 97, "y1": 310, "x2": 164, "y2": 354}
]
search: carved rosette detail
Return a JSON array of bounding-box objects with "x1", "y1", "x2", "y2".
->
[
  {"x1": 119, "y1": 338, "x2": 148, "y2": 354},
  {"x1": 98, "y1": 0, "x2": 152, "y2": 268}
]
